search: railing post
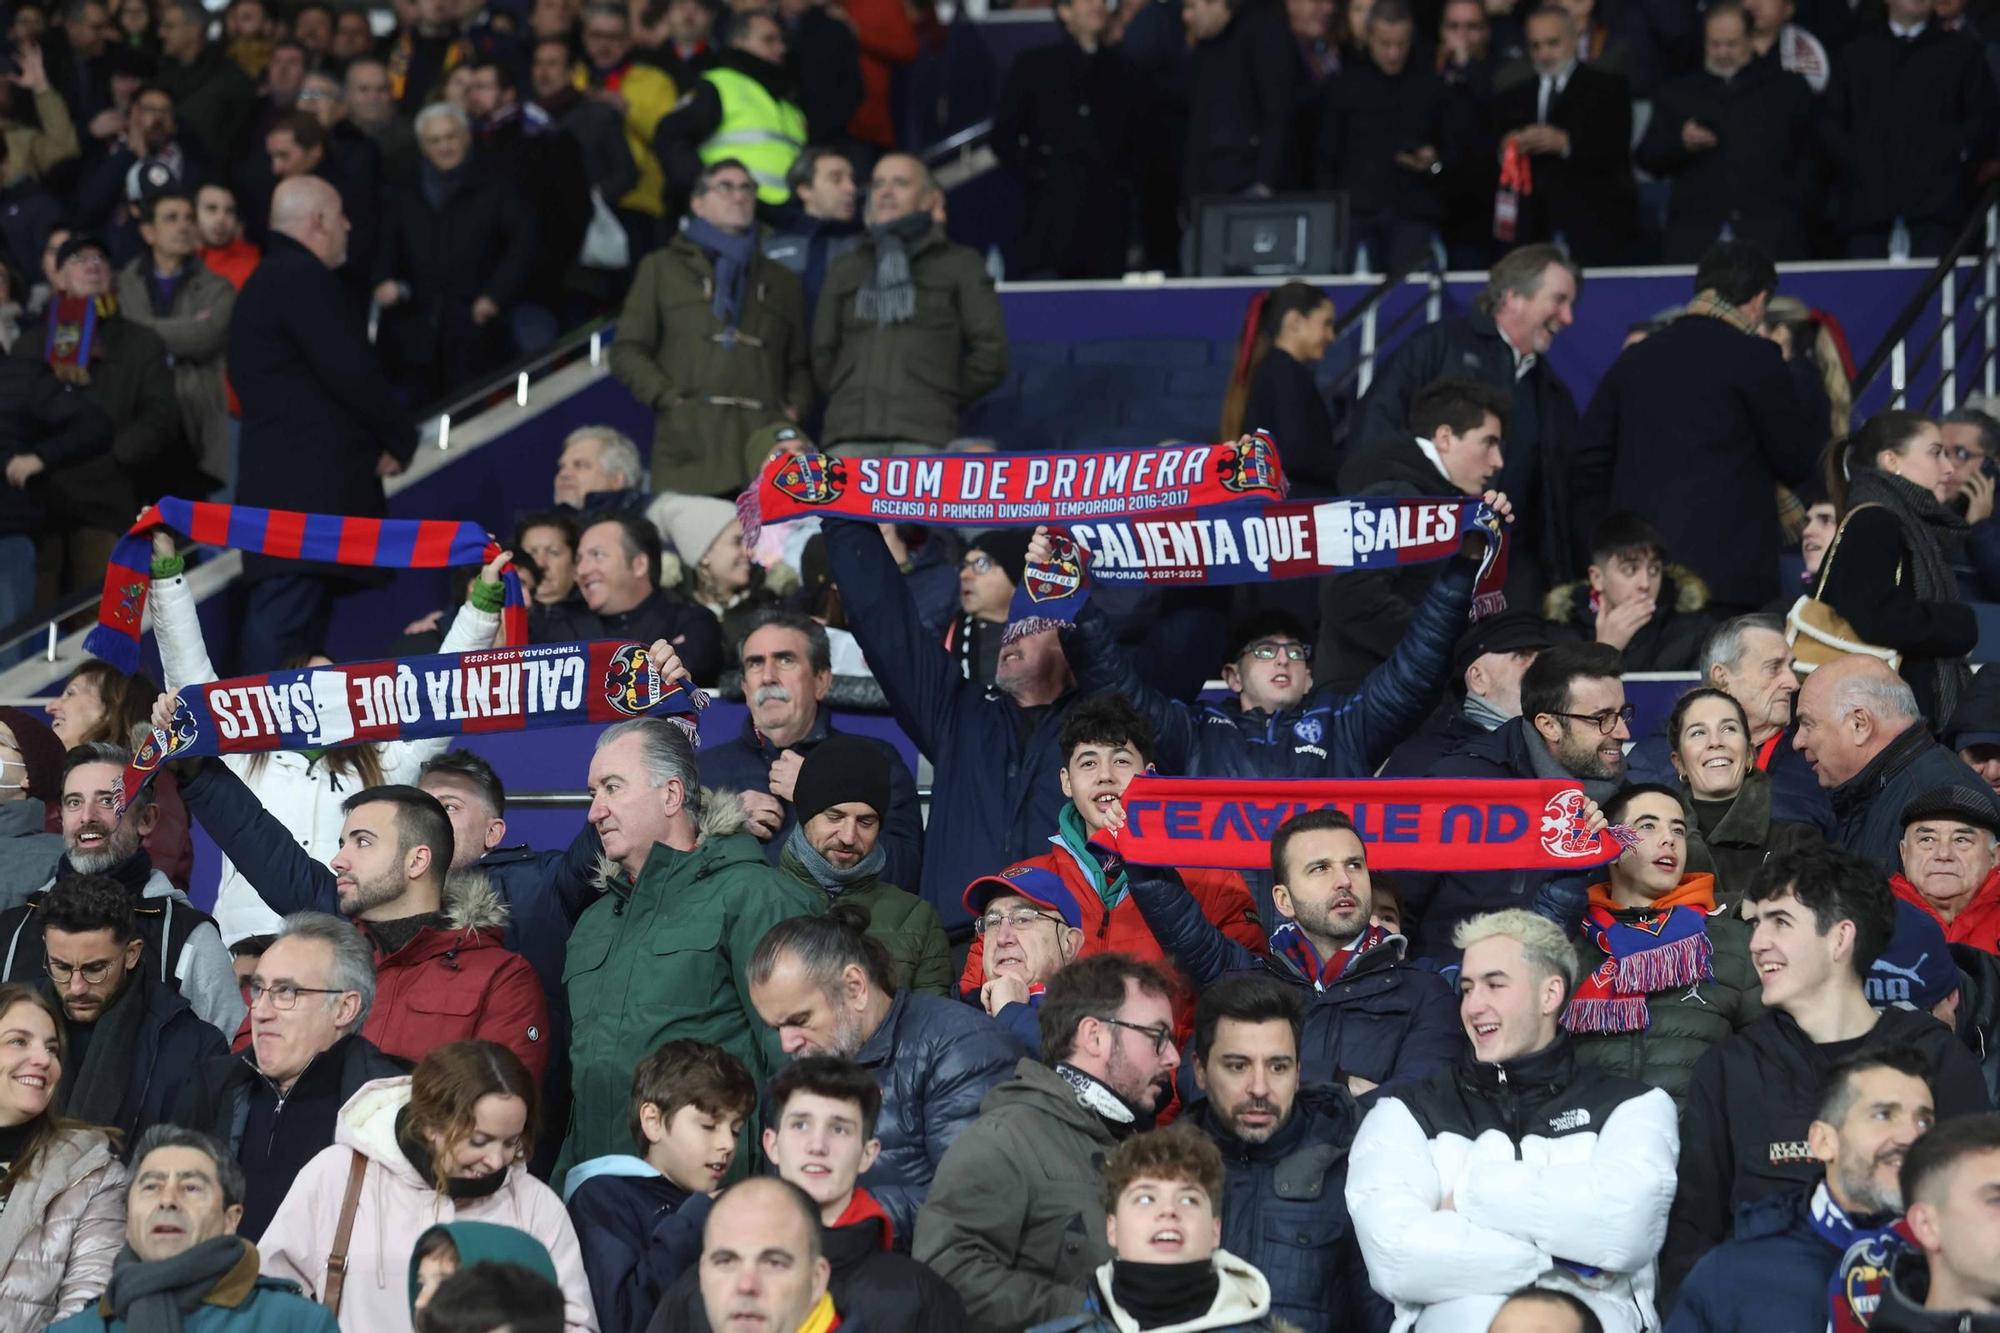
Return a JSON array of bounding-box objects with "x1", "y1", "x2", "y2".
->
[
  {"x1": 1943, "y1": 267, "x2": 1959, "y2": 412},
  {"x1": 1426, "y1": 270, "x2": 1443, "y2": 326},
  {"x1": 1892, "y1": 340, "x2": 1907, "y2": 408},
  {"x1": 1987, "y1": 202, "x2": 1998, "y2": 398},
  {"x1": 1359, "y1": 304, "x2": 1379, "y2": 398}
]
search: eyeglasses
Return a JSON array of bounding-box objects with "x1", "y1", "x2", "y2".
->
[
  {"x1": 1550, "y1": 704, "x2": 1636, "y2": 735},
  {"x1": 1095, "y1": 1015, "x2": 1173, "y2": 1054},
  {"x1": 973, "y1": 906, "x2": 1063, "y2": 936},
  {"x1": 704, "y1": 179, "x2": 756, "y2": 196},
  {"x1": 960, "y1": 555, "x2": 995, "y2": 574},
  {"x1": 247, "y1": 981, "x2": 347, "y2": 1010},
  {"x1": 1946, "y1": 445, "x2": 1985, "y2": 466},
  {"x1": 46, "y1": 957, "x2": 119, "y2": 985},
  {"x1": 1243, "y1": 640, "x2": 1311, "y2": 662}
]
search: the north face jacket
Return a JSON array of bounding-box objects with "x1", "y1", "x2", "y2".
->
[{"x1": 1345, "y1": 1036, "x2": 1679, "y2": 1333}]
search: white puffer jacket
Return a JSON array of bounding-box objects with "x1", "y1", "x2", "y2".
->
[
  {"x1": 151, "y1": 572, "x2": 500, "y2": 943},
  {"x1": 0, "y1": 1128, "x2": 127, "y2": 1333}
]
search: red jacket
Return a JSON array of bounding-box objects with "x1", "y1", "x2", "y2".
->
[
  {"x1": 359, "y1": 872, "x2": 550, "y2": 1083},
  {"x1": 1891, "y1": 870, "x2": 2000, "y2": 954},
  {"x1": 960, "y1": 844, "x2": 1264, "y2": 1036}
]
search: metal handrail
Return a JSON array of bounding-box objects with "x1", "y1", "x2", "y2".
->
[{"x1": 1849, "y1": 180, "x2": 2000, "y2": 398}]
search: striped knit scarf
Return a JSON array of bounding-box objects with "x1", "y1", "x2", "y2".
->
[
  {"x1": 1271, "y1": 921, "x2": 1389, "y2": 990},
  {"x1": 87, "y1": 498, "x2": 529, "y2": 673},
  {"x1": 1563, "y1": 876, "x2": 1716, "y2": 1034}
]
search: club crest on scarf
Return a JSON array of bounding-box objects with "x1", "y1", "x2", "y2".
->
[
  {"x1": 1540, "y1": 788, "x2": 1600, "y2": 859},
  {"x1": 604, "y1": 644, "x2": 666, "y2": 717},
  {"x1": 1024, "y1": 534, "x2": 1085, "y2": 603},
  {"x1": 1216, "y1": 431, "x2": 1283, "y2": 497},
  {"x1": 132, "y1": 698, "x2": 200, "y2": 774},
  {"x1": 772, "y1": 450, "x2": 846, "y2": 506}
]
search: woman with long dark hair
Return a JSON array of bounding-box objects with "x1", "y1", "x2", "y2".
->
[
  {"x1": 0, "y1": 984, "x2": 126, "y2": 1331},
  {"x1": 259, "y1": 1041, "x2": 593, "y2": 1331},
  {"x1": 1813, "y1": 410, "x2": 1977, "y2": 724},
  {"x1": 1219, "y1": 282, "x2": 1341, "y2": 494}
]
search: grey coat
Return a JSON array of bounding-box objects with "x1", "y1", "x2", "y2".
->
[
  {"x1": 0, "y1": 801, "x2": 60, "y2": 906},
  {"x1": 114, "y1": 257, "x2": 235, "y2": 484}
]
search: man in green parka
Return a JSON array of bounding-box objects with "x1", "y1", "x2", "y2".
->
[{"x1": 559, "y1": 647, "x2": 821, "y2": 1174}]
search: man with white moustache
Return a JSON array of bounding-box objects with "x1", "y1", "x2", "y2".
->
[{"x1": 702, "y1": 610, "x2": 924, "y2": 891}]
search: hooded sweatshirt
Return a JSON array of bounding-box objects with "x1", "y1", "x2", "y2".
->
[{"x1": 256, "y1": 1077, "x2": 599, "y2": 1333}]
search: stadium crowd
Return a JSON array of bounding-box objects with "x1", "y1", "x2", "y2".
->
[{"x1": 6, "y1": 0, "x2": 2000, "y2": 1325}]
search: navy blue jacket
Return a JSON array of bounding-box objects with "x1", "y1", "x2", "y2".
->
[
  {"x1": 1379, "y1": 703, "x2": 1492, "y2": 777},
  {"x1": 62, "y1": 968, "x2": 226, "y2": 1155},
  {"x1": 1127, "y1": 865, "x2": 1462, "y2": 1094},
  {"x1": 854, "y1": 988, "x2": 1025, "y2": 1247},
  {"x1": 1624, "y1": 726, "x2": 1834, "y2": 835},
  {"x1": 567, "y1": 1169, "x2": 706, "y2": 1333},
  {"x1": 227, "y1": 232, "x2": 415, "y2": 582},
  {"x1": 823, "y1": 520, "x2": 1078, "y2": 927},
  {"x1": 1188, "y1": 1089, "x2": 1390, "y2": 1333},
  {"x1": 1827, "y1": 726, "x2": 1987, "y2": 873},
  {"x1": 1075, "y1": 560, "x2": 1474, "y2": 785},
  {"x1": 699, "y1": 712, "x2": 924, "y2": 894},
  {"x1": 1665, "y1": 1188, "x2": 1840, "y2": 1333}
]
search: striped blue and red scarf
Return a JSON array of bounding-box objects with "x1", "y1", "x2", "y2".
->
[
  {"x1": 1270, "y1": 921, "x2": 1390, "y2": 989},
  {"x1": 87, "y1": 498, "x2": 530, "y2": 674}
]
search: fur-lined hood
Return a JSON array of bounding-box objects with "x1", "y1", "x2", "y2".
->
[
  {"x1": 588, "y1": 785, "x2": 753, "y2": 888},
  {"x1": 441, "y1": 868, "x2": 512, "y2": 933},
  {"x1": 1543, "y1": 563, "x2": 1711, "y2": 624}
]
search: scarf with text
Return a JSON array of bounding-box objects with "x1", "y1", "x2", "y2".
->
[
  {"x1": 1005, "y1": 496, "x2": 1508, "y2": 640},
  {"x1": 1112, "y1": 776, "x2": 1630, "y2": 873},
  {"x1": 739, "y1": 438, "x2": 1288, "y2": 540},
  {"x1": 87, "y1": 499, "x2": 530, "y2": 675},
  {"x1": 119, "y1": 638, "x2": 706, "y2": 806},
  {"x1": 1562, "y1": 876, "x2": 1717, "y2": 1035},
  {"x1": 1810, "y1": 1179, "x2": 1918, "y2": 1332},
  {"x1": 1272, "y1": 921, "x2": 1391, "y2": 989}
]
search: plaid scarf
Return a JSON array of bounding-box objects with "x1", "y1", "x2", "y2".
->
[
  {"x1": 1563, "y1": 875, "x2": 1716, "y2": 1034},
  {"x1": 1271, "y1": 921, "x2": 1389, "y2": 990},
  {"x1": 87, "y1": 498, "x2": 529, "y2": 674},
  {"x1": 1810, "y1": 1179, "x2": 1917, "y2": 1332}
]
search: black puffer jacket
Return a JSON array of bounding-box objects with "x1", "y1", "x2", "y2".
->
[
  {"x1": 1872, "y1": 1250, "x2": 2000, "y2": 1332},
  {"x1": 1187, "y1": 1089, "x2": 1390, "y2": 1333},
  {"x1": 1662, "y1": 1006, "x2": 1993, "y2": 1298},
  {"x1": 1540, "y1": 567, "x2": 1715, "y2": 673},
  {"x1": 1677, "y1": 768, "x2": 1824, "y2": 906},
  {"x1": 852, "y1": 987, "x2": 1025, "y2": 1248}
]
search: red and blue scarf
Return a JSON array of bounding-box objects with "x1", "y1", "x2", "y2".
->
[
  {"x1": 1811, "y1": 1180, "x2": 1917, "y2": 1331},
  {"x1": 1563, "y1": 875, "x2": 1717, "y2": 1035},
  {"x1": 87, "y1": 499, "x2": 530, "y2": 674},
  {"x1": 1271, "y1": 921, "x2": 1391, "y2": 990}
]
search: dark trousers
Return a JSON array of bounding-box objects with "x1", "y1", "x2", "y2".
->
[{"x1": 236, "y1": 574, "x2": 337, "y2": 674}]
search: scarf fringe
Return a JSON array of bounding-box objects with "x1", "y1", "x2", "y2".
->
[
  {"x1": 1611, "y1": 931, "x2": 1714, "y2": 994},
  {"x1": 1562, "y1": 996, "x2": 1651, "y2": 1034}
]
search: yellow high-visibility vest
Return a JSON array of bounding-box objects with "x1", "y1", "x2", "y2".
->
[{"x1": 700, "y1": 68, "x2": 807, "y2": 206}]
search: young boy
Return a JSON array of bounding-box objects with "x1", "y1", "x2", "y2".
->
[
  {"x1": 563, "y1": 1039, "x2": 755, "y2": 1333},
  {"x1": 652, "y1": 1056, "x2": 966, "y2": 1330},
  {"x1": 1543, "y1": 512, "x2": 1715, "y2": 671},
  {"x1": 1027, "y1": 1128, "x2": 1294, "y2": 1332}
]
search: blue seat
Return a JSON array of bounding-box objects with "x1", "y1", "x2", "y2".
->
[
  {"x1": 1072, "y1": 337, "x2": 1216, "y2": 369},
  {"x1": 1008, "y1": 341, "x2": 1073, "y2": 371}
]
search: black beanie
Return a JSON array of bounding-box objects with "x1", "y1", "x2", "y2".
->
[
  {"x1": 970, "y1": 528, "x2": 1033, "y2": 589},
  {"x1": 794, "y1": 733, "x2": 891, "y2": 825}
]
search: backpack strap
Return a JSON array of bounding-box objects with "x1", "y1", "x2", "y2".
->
[{"x1": 322, "y1": 1150, "x2": 369, "y2": 1315}]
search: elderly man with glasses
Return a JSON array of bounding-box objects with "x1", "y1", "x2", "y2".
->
[{"x1": 168, "y1": 911, "x2": 402, "y2": 1239}]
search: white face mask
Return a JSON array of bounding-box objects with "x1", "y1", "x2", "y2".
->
[{"x1": 0, "y1": 758, "x2": 28, "y2": 796}]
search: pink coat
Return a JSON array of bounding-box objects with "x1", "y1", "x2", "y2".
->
[
  {"x1": 258, "y1": 1077, "x2": 598, "y2": 1333},
  {"x1": 0, "y1": 1128, "x2": 127, "y2": 1332}
]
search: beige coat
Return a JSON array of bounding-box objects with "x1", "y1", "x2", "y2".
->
[
  {"x1": 115, "y1": 257, "x2": 237, "y2": 484},
  {"x1": 0, "y1": 1128, "x2": 127, "y2": 1333}
]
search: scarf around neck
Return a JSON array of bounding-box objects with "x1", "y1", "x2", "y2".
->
[
  {"x1": 682, "y1": 215, "x2": 757, "y2": 331},
  {"x1": 1463, "y1": 691, "x2": 1511, "y2": 732},
  {"x1": 1524, "y1": 720, "x2": 1622, "y2": 805},
  {"x1": 1057, "y1": 803, "x2": 1127, "y2": 910},
  {"x1": 854, "y1": 211, "x2": 931, "y2": 327},
  {"x1": 797, "y1": 1291, "x2": 841, "y2": 1333},
  {"x1": 1843, "y1": 467, "x2": 1970, "y2": 723},
  {"x1": 783, "y1": 823, "x2": 885, "y2": 895},
  {"x1": 61, "y1": 971, "x2": 150, "y2": 1128},
  {"x1": 1109, "y1": 1258, "x2": 1223, "y2": 1331},
  {"x1": 1563, "y1": 875, "x2": 1716, "y2": 1034},
  {"x1": 1810, "y1": 1179, "x2": 1918, "y2": 1332},
  {"x1": 419, "y1": 157, "x2": 469, "y2": 212},
  {"x1": 1681, "y1": 289, "x2": 1760, "y2": 335},
  {"x1": 395, "y1": 1104, "x2": 508, "y2": 1200},
  {"x1": 105, "y1": 1236, "x2": 251, "y2": 1333},
  {"x1": 1056, "y1": 1062, "x2": 1140, "y2": 1135},
  {"x1": 1272, "y1": 921, "x2": 1389, "y2": 990}
]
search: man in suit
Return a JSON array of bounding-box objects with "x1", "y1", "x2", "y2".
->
[
  {"x1": 1637, "y1": 2, "x2": 1817, "y2": 261},
  {"x1": 1490, "y1": 4, "x2": 1638, "y2": 265},
  {"x1": 226, "y1": 176, "x2": 415, "y2": 671}
]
